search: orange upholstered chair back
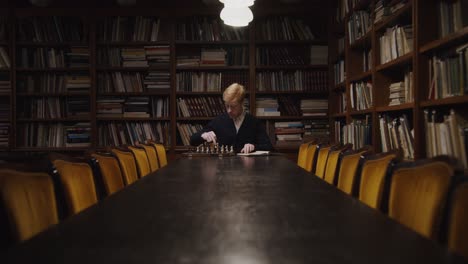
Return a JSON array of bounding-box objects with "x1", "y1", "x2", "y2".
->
[
  {"x1": 323, "y1": 149, "x2": 343, "y2": 185},
  {"x1": 140, "y1": 144, "x2": 160, "y2": 172},
  {"x1": 111, "y1": 148, "x2": 139, "y2": 185},
  {"x1": 52, "y1": 159, "x2": 98, "y2": 216},
  {"x1": 447, "y1": 181, "x2": 468, "y2": 259},
  {"x1": 337, "y1": 150, "x2": 368, "y2": 194},
  {"x1": 388, "y1": 161, "x2": 453, "y2": 240},
  {"x1": 153, "y1": 143, "x2": 168, "y2": 167},
  {"x1": 359, "y1": 153, "x2": 396, "y2": 209},
  {"x1": 315, "y1": 146, "x2": 331, "y2": 178},
  {"x1": 128, "y1": 146, "x2": 151, "y2": 177},
  {"x1": 297, "y1": 141, "x2": 313, "y2": 169},
  {"x1": 91, "y1": 153, "x2": 125, "y2": 195},
  {"x1": 303, "y1": 143, "x2": 319, "y2": 173},
  {"x1": 0, "y1": 169, "x2": 58, "y2": 242}
]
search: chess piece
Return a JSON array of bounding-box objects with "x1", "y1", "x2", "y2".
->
[
  {"x1": 220, "y1": 145, "x2": 225, "y2": 154},
  {"x1": 230, "y1": 145, "x2": 234, "y2": 153}
]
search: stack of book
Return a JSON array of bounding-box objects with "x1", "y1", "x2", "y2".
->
[
  {"x1": 303, "y1": 119, "x2": 330, "y2": 142},
  {"x1": 145, "y1": 45, "x2": 170, "y2": 66},
  {"x1": 300, "y1": 99, "x2": 328, "y2": 117},
  {"x1": 121, "y1": 48, "x2": 148, "y2": 67},
  {"x1": 65, "y1": 75, "x2": 91, "y2": 92},
  {"x1": 123, "y1": 97, "x2": 150, "y2": 118},
  {"x1": 65, "y1": 122, "x2": 91, "y2": 147},
  {"x1": 176, "y1": 55, "x2": 200, "y2": 66},
  {"x1": 96, "y1": 97, "x2": 125, "y2": 117},
  {"x1": 388, "y1": 82, "x2": 405, "y2": 106},
  {"x1": 274, "y1": 121, "x2": 304, "y2": 147},
  {"x1": 256, "y1": 97, "x2": 280, "y2": 116},
  {"x1": 144, "y1": 71, "x2": 170, "y2": 90},
  {"x1": 67, "y1": 47, "x2": 89, "y2": 67},
  {"x1": 200, "y1": 49, "x2": 226, "y2": 66}
]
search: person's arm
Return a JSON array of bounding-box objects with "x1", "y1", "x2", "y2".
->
[{"x1": 189, "y1": 119, "x2": 216, "y2": 146}]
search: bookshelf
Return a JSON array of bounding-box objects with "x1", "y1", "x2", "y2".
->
[
  {"x1": 330, "y1": 0, "x2": 468, "y2": 167},
  {"x1": 0, "y1": 11, "x2": 10, "y2": 150},
  {"x1": 0, "y1": 3, "x2": 330, "y2": 158},
  {"x1": 254, "y1": 14, "x2": 329, "y2": 151}
]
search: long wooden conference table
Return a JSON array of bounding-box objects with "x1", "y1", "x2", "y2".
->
[{"x1": 4, "y1": 155, "x2": 467, "y2": 263}]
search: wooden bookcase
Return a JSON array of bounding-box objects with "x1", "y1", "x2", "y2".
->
[
  {"x1": 0, "y1": 9, "x2": 11, "y2": 151},
  {"x1": 0, "y1": 2, "x2": 331, "y2": 158},
  {"x1": 330, "y1": 0, "x2": 468, "y2": 165}
]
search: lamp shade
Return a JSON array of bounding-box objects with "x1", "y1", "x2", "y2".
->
[
  {"x1": 220, "y1": 6, "x2": 253, "y2": 27},
  {"x1": 219, "y1": 0, "x2": 255, "y2": 8}
]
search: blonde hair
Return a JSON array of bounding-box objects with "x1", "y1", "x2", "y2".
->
[{"x1": 223, "y1": 83, "x2": 245, "y2": 104}]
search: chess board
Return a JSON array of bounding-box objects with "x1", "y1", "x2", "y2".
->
[
  {"x1": 182, "y1": 152, "x2": 236, "y2": 157},
  {"x1": 182, "y1": 143, "x2": 236, "y2": 157}
]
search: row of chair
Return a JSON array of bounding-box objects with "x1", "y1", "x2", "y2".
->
[
  {"x1": 0, "y1": 141, "x2": 167, "y2": 247},
  {"x1": 297, "y1": 141, "x2": 468, "y2": 259}
]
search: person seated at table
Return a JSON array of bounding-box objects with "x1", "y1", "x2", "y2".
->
[{"x1": 190, "y1": 83, "x2": 273, "y2": 154}]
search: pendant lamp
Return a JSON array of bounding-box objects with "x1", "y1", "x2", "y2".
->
[{"x1": 219, "y1": 0, "x2": 255, "y2": 27}]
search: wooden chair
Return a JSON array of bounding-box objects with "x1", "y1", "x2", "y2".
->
[
  {"x1": 358, "y1": 152, "x2": 398, "y2": 210},
  {"x1": 139, "y1": 144, "x2": 160, "y2": 172},
  {"x1": 323, "y1": 144, "x2": 353, "y2": 185},
  {"x1": 314, "y1": 145, "x2": 332, "y2": 178},
  {"x1": 297, "y1": 140, "x2": 316, "y2": 169},
  {"x1": 0, "y1": 169, "x2": 58, "y2": 243},
  {"x1": 336, "y1": 148, "x2": 372, "y2": 195},
  {"x1": 128, "y1": 146, "x2": 151, "y2": 177},
  {"x1": 111, "y1": 148, "x2": 139, "y2": 185},
  {"x1": 446, "y1": 180, "x2": 468, "y2": 259},
  {"x1": 148, "y1": 140, "x2": 168, "y2": 167},
  {"x1": 50, "y1": 157, "x2": 98, "y2": 217},
  {"x1": 303, "y1": 142, "x2": 319, "y2": 173},
  {"x1": 388, "y1": 159, "x2": 454, "y2": 240},
  {"x1": 90, "y1": 152, "x2": 125, "y2": 196}
]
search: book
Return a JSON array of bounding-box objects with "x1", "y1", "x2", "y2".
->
[{"x1": 237, "y1": 151, "x2": 270, "y2": 156}]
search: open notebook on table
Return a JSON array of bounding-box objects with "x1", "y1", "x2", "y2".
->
[{"x1": 237, "y1": 151, "x2": 270, "y2": 156}]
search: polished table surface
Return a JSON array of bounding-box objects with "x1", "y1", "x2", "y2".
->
[{"x1": 5, "y1": 155, "x2": 466, "y2": 263}]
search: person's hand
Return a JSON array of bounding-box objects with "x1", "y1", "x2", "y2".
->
[
  {"x1": 201, "y1": 131, "x2": 217, "y2": 143},
  {"x1": 241, "y1": 143, "x2": 255, "y2": 153}
]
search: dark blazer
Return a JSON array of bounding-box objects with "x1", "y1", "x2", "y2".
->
[{"x1": 190, "y1": 113, "x2": 273, "y2": 152}]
